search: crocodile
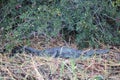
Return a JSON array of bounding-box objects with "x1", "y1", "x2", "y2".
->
[{"x1": 21, "y1": 46, "x2": 110, "y2": 58}]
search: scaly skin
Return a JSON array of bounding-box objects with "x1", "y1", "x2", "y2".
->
[{"x1": 23, "y1": 46, "x2": 109, "y2": 58}]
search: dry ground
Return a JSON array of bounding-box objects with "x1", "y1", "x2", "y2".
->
[{"x1": 0, "y1": 35, "x2": 120, "y2": 80}]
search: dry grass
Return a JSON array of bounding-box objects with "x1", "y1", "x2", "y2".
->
[
  {"x1": 0, "y1": 36, "x2": 120, "y2": 80},
  {"x1": 0, "y1": 48, "x2": 120, "y2": 80}
]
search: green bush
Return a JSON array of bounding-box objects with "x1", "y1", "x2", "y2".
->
[
  {"x1": 59, "y1": 0, "x2": 120, "y2": 48},
  {"x1": 0, "y1": 0, "x2": 120, "y2": 51}
]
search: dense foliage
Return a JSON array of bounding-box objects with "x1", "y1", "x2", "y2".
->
[{"x1": 0, "y1": 0, "x2": 120, "y2": 51}]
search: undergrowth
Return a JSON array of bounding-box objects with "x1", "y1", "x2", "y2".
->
[{"x1": 0, "y1": 0, "x2": 120, "y2": 52}]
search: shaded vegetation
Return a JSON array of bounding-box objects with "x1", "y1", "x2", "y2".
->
[{"x1": 0, "y1": 0, "x2": 120, "y2": 51}]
